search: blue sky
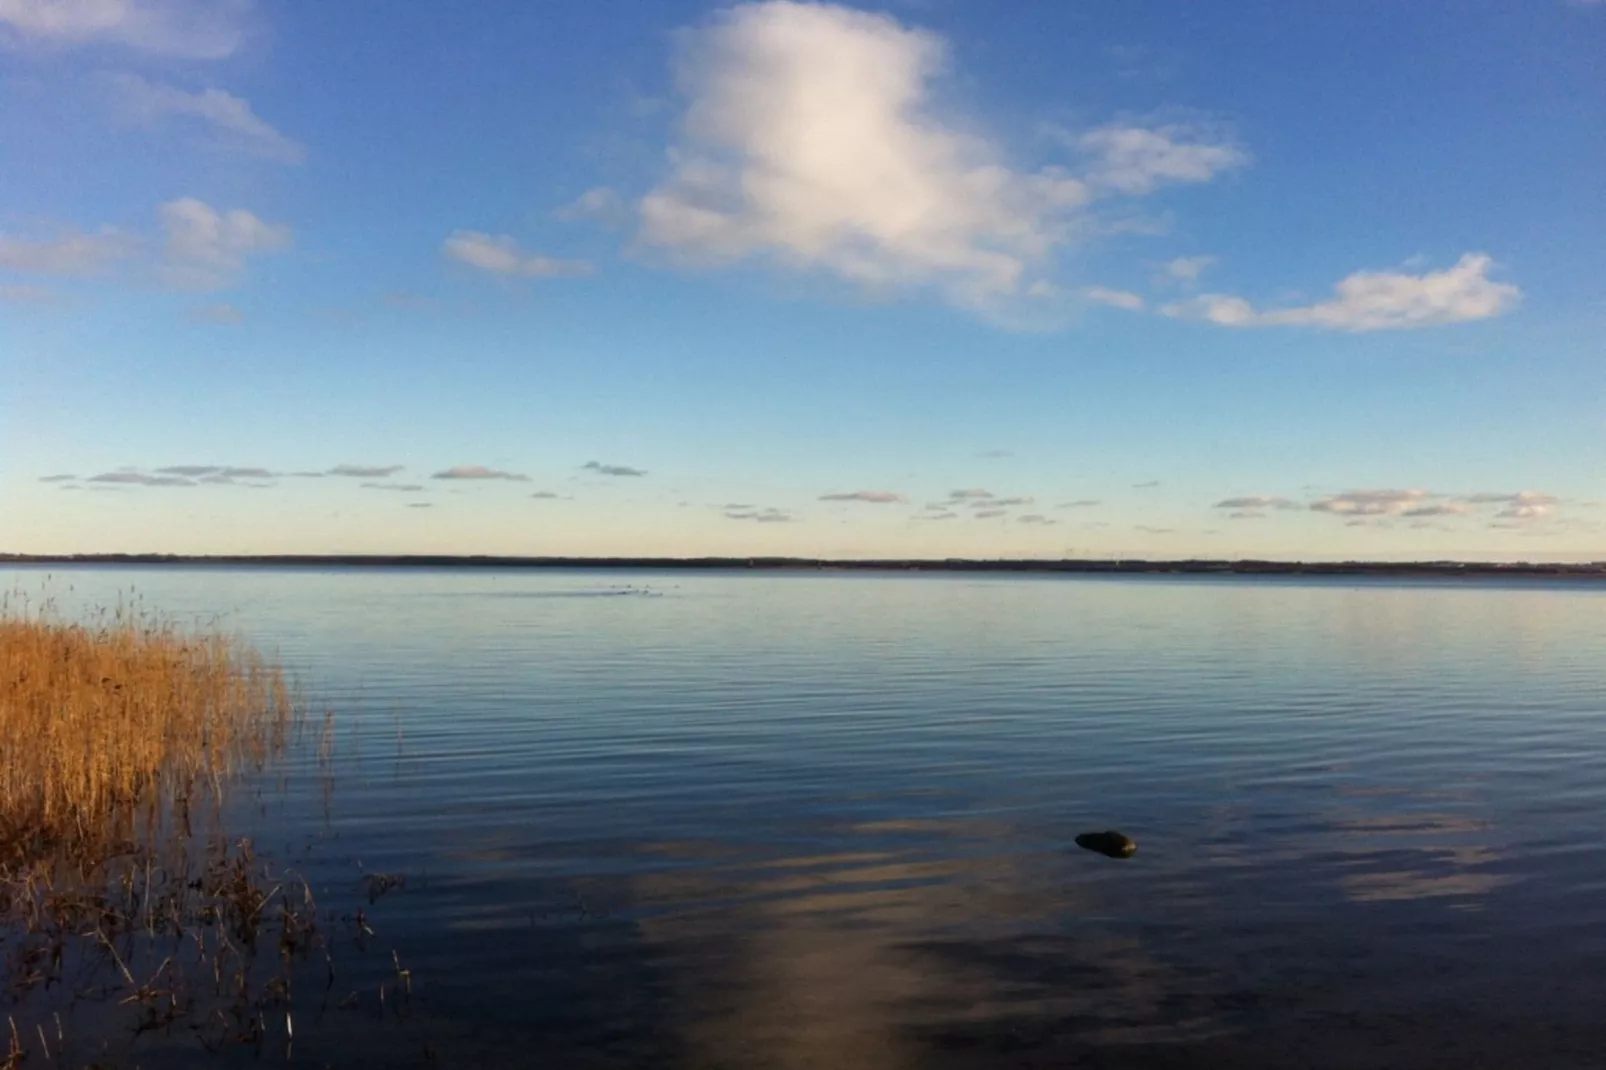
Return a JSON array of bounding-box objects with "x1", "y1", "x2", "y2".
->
[{"x1": 2, "y1": 0, "x2": 1603, "y2": 559}]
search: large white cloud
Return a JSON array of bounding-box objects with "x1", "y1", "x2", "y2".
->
[
  {"x1": 638, "y1": 2, "x2": 1240, "y2": 316},
  {"x1": 0, "y1": 0, "x2": 249, "y2": 58},
  {"x1": 1163, "y1": 254, "x2": 1519, "y2": 332}
]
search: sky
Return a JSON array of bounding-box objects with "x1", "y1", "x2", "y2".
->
[{"x1": 2, "y1": 0, "x2": 1603, "y2": 560}]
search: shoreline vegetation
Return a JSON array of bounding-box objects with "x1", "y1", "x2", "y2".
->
[
  {"x1": 2, "y1": 553, "x2": 1604, "y2": 578},
  {"x1": 0, "y1": 598, "x2": 417, "y2": 1066}
]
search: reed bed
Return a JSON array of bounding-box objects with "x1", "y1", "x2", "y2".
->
[
  {"x1": 0, "y1": 597, "x2": 294, "y2": 862},
  {"x1": 0, "y1": 596, "x2": 424, "y2": 1064}
]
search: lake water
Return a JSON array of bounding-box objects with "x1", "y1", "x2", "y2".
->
[{"x1": 7, "y1": 566, "x2": 1606, "y2": 1067}]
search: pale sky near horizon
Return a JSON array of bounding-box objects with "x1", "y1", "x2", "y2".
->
[{"x1": 2, "y1": 0, "x2": 1603, "y2": 560}]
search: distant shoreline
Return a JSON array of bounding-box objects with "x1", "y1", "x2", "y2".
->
[{"x1": 3, "y1": 554, "x2": 1604, "y2": 579}]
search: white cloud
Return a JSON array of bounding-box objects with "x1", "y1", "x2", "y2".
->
[
  {"x1": 1310, "y1": 489, "x2": 1433, "y2": 516},
  {"x1": 819, "y1": 490, "x2": 906, "y2": 504},
  {"x1": 0, "y1": 0, "x2": 249, "y2": 58},
  {"x1": 87, "y1": 470, "x2": 194, "y2": 487},
  {"x1": 110, "y1": 74, "x2": 304, "y2": 163},
  {"x1": 1078, "y1": 124, "x2": 1247, "y2": 195},
  {"x1": 1214, "y1": 495, "x2": 1296, "y2": 510},
  {"x1": 1400, "y1": 503, "x2": 1470, "y2": 518},
  {"x1": 1161, "y1": 255, "x2": 1215, "y2": 283},
  {"x1": 327, "y1": 464, "x2": 403, "y2": 478},
  {"x1": 639, "y1": 3, "x2": 1108, "y2": 315},
  {"x1": 0, "y1": 226, "x2": 138, "y2": 275},
  {"x1": 582, "y1": 461, "x2": 646, "y2": 477},
  {"x1": 442, "y1": 230, "x2": 591, "y2": 278},
  {"x1": 160, "y1": 197, "x2": 290, "y2": 290},
  {"x1": 632, "y1": 3, "x2": 1247, "y2": 321},
  {"x1": 1081, "y1": 285, "x2": 1144, "y2": 311},
  {"x1": 1459, "y1": 490, "x2": 1557, "y2": 507},
  {"x1": 725, "y1": 506, "x2": 796, "y2": 523},
  {"x1": 431, "y1": 465, "x2": 530, "y2": 482},
  {"x1": 1496, "y1": 503, "x2": 1553, "y2": 521},
  {"x1": 1163, "y1": 254, "x2": 1519, "y2": 332},
  {"x1": 556, "y1": 187, "x2": 628, "y2": 226}
]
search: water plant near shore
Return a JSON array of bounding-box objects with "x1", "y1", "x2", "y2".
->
[
  {"x1": 0, "y1": 596, "x2": 422, "y2": 1066},
  {"x1": 1, "y1": 594, "x2": 294, "y2": 864}
]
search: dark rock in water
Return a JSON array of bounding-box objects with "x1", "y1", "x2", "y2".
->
[{"x1": 1075, "y1": 830, "x2": 1137, "y2": 858}]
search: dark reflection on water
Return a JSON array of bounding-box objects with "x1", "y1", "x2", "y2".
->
[{"x1": 8, "y1": 566, "x2": 1606, "y2": 1067}]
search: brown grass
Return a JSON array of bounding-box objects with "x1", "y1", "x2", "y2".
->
[
  {"x1": 0, "y1": 597, "x2": 430, "y2": 1064},
  {"x1": 0, "y1": 597, "x2": 294, "y2": 862}
]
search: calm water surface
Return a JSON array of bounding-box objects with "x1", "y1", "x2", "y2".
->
[{"x1": 8, "y1": 566, "x2": 1606, "y2": 1068}]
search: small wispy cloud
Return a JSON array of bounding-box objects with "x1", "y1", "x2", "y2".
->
[
  {"x1": 442, "y1": 231, "x2": 591, "y2": 278},
  {"x1": 0, "y1": 227, "x2": 139, "y2": 277},
  {"x1": 1018, "y1": 514, "x2": 1055, "y2": 525},
  {"x1": 326, "y1": 464, "x2": 403, "y2": 478},
  {"x1": 1400, "y1": 503, "x2": 1470, "y2": 518},
  {"x1": 1135, "y1": 525, "x2": 1175, "y2": 534},
  {"x1": 819, "y1": 490, "x2": 907, "y2": 504},
  {"x1": 1133, "y1": 480, "x2": 1161, "y2": 489},
  {"x1": 1081, "y1": 286, "x2": 1144, "y2": 311},
  {"x1": 431, "y1": 465, "x2": 530, "y2": 482},
  {"x1": 108, "y1": 74, "x2": 305, "y2": 163},
  {"x1": 1078, "y1": 123, "x2": 1248, "y2": 196},
  {"x1": 917, "y1": 511, "x2": 958, "y2": 521},
  {"x1": 1056, "y1": 499, "x2": 1101, "y2": 509},
  {"x1": 407, "y1": 502, "x2": 434, "y2": 509},
  {"x1": 973, "y1": 508, "x2": 1006, "y2": 519},
  {"x1": 947, "y1": 488, "x2": 994, "y2": 501},
  {"x1": 38, "y1": 473, "x2": 76, "y2": 483},
  {"x1": 1214, "y1": 495, "x2": 1296, "y2": 510},
  {"x1": 991, "y1": 495, "x2": 1034, "y2": 507},
  {"x1": 1458, "y1": 491, "x2": 1557, "y2": 507},
  {"x1": 556, "y1": 187, "x2": 628, "y2": 226},
  {"x1": 1310, "y1": 489, "x2": 1433, "y2": 516},
  {"x1": 530, "y1": 491, "x2": 562, "y2": 500},
  {"x1": 1496, "y1": 503, "x2": 1553, "y2": 521},
  {"x1": 154, "y1": 464, "x2": 271, "y2": 479},
  {"x1": 185, "y1": 303, "x2": 244, "y2": 325},
  {"x1": 0, "y1": 0, "x2": 250, "y2": 59},
  {"x1": 1160, "y1": 255, "x2": 1216, "y2": 284},
  {"x1": 1162, "y1": 254, "x2": 1519, "y2": 332},
  {"x1": 161, "y1": 197, "x2": 291, "y2": 291},
  {"x1": 582, "y1": 461, "x2": 646, "y2": 477},
  {"x1": 725, "y1": 507, "x2": 796, "y2": 523},
  {"x1": 87, "y1": 471, "x2": 195, "y2": 487},
  {"x1": 361, "y1": 482, "x2": 426, "y2": 492}
]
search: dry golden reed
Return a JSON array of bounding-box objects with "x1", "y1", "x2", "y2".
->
[{"x1": 0, "y1": 595, "x2": 295, "y2": 859}]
